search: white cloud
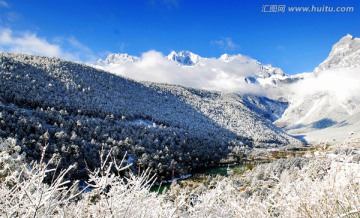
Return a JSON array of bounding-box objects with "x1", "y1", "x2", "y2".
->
[
  {"x1": 211, "y1": 37, "x2": 238, "y2": 51},
  {"x1": 288, "y1": 67, "x2": 360, "y2": 102},
  {"x1": 95, "y1": 51, "x2": 360, "y2": 100},
  {"x1": 96, "y1": 51, "x2": 265, "y2": 94},
  {"x1": 0, "y1": 28, "x2": 94, "y2": 62},
  {"x1": 0, "y1": 28, "x2": 69, "y2": 58}
]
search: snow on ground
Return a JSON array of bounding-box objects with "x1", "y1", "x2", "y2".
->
[
  {"x1": 288, "y1": 119, "x2": 360, "y2": 144},
  {"x1": 286, "y1": 109, "x2": 360, "y2": 144}
]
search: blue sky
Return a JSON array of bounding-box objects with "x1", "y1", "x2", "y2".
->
[{"x1": 0, "y1": 0, "x2": 359, "y2": 74}]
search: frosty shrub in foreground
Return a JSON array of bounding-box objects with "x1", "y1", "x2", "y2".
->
[
  {"x1": 0, "y1": 138, "x2": 25, "y2": 181},
  {"x1": 67, "y1": 149, "x2": 166, "y2": 217},
  {"x1": 0, "y1": 138, "x2": 360, "y2": 217},
  {"x1": 237, "y1": 148, "x2": 360, "y2": 217},
  {"x1": 0, "y1": 143, "x2": 166, "y2": 217}
]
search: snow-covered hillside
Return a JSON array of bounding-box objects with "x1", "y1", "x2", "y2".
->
[
  {"x1": 275, "y1": 35, "x2": 360, "y2": 143},
  {"x1": 0, "y1": 52, "x2": 301, "y2": 179}
]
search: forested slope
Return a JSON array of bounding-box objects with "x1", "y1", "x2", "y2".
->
[{"x1": 0, "y1": 53, "x2": 300, "y2": 179}]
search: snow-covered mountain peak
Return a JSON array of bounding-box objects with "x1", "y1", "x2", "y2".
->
[
  {"x1": 97, "y1": 53, "x2": 139, "y2": 65},
  {"x1": 338, "y1": 34, "x2": 354, "y2": 44},
  {"x1": 261, "y1": 64, "x2": 285, "y2": 78},
  {"x1": 167, "y1": 50, "x2": 202, "y2": 66},
  {"x1": 316, "y1": 34, "x2": 360, "y2": 72}
]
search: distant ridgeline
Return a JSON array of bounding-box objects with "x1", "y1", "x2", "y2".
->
[{"x1": 0, "y1": 53, "x2": 301, "y2": 180}]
